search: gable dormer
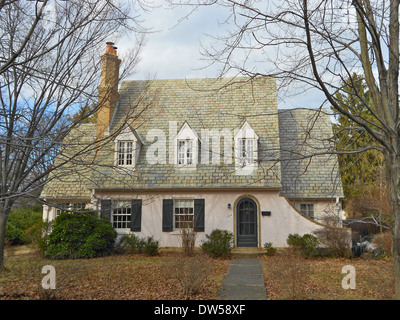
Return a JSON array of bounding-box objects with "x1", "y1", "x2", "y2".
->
[
  {"x1": 234, "y1": 121, "x2": 259, "y2": 172},
  {"x1": 174, "y1": 122, "x2": 200, "y2": 168},
  {"x1": 114, "y1": 125, "x2": 144, "y2": 168}
]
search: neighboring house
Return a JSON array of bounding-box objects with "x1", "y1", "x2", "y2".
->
[{"x1": 41, "y1": 43, "x2": 346, "y2": 248}]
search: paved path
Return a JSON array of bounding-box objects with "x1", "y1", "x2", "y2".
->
[{"x1": 219, "y1": 258, "x2": 267, "y2": 300}]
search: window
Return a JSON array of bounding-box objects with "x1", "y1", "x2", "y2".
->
[
  {"x1": 239, "y1": 138, "x2": 255, "y2": 165},
  {"x1": 234, "y1": 121, "x2": 258, "y2": 173},
  {"x1": 117, "y1": 141, "x2": 134, "y2": 166},
  {"x1": 73, "y1": 203, "x2": 87, "y2": 211},
  {"x1": 174, "y1": 122, "x2": 199, "y2": 167},
  {"x1": 178, "y1": 140, "x2": 193, "y2": 165},
  {"x1": 114, "y1": 126, "x2": 143, "y2": 168},
  {"x1": 174, "y1": 199, "x2": 194, "y2": 229},
  {"x1": 300, "y1": 203, "x2": 314, "y2": 219},
  {"x1": 112, "y1": 201, "x2": 131, "y2": 229},
  {"x1": 55, "y1": 203, "x2": 70, "y2": 217}
]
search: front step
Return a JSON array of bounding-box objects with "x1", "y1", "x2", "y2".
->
[{"x1": 231, "y1": 247, "x2": 266, "y2": 257}]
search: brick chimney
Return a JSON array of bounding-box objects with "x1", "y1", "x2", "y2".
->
[{"x1": 96, "y1": 42, "x2": 121, "y2": 141}]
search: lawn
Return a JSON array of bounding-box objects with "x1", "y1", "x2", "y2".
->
[
  {"x1": 0, "y1": 247, "x2": 230, "y2": 300},
  {"x1": 0, "y1": 246, "x2": 395, "y2": 300},
  {"x1": 261, "y1": 252, "x2": 394, "y2": 300}
]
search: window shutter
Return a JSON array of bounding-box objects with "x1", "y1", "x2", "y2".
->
[
  {"x1": 162, "y1": 199, "x2": 174, "y2": 232},
  {"x1": 194, "y1": 199, "x2": 205, "y2": 232},
  {"x1": 101, "y1": 199, "x2": 112, "y2": 221},
  {"x1": 131, "y1": 199, "x2": 142, "y2": 231}
]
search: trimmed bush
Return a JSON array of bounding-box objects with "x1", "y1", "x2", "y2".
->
[
  {"x1": 6, "y1": 206, "x2": 42, "y2": 245},
  {"x1": 287, "y1": 233, "x2": 319, "y2": 257},
  {"x1": 117, "y1": 234, "x2": 146, "y2": 253},
  {"x1": 117, "y1": 234, "x2": 159, "y2": 256},
  {"x1": 201, "y1": 229, "x2": 233, "y2": 258},
  {"x1": 42, "y1": 211, "x2": 117, "y2": 259},
  {"x1": 142, "y1": 236, "x2": 160, "y2": 256},
  {"x1": 264, "y1": 242, "x2": 277, "y2": 256}
]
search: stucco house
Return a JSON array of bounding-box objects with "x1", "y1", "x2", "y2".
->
[{"x1": 41, "y1": 43, "x2": 346, "y2": 248}]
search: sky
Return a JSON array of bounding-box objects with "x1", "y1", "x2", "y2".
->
[{"x1": 118, "y1": 2, "x2": 327, "y2": 110}]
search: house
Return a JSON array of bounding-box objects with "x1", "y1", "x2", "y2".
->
[{"x1": 41, "y1": 43, "x2": 346, "y2": 248}]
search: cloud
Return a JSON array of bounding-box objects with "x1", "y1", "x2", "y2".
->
[
  {"x1": 115, "y1": 3, "x2": 326, "y2": 109},
  {"x1": 117, "y1": 3, "x2": 228, "y2": 80}
]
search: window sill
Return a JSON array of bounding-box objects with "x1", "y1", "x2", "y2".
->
[
  {"x1": 169, "y1": 229, "x2": 197, "y2": 235},
  {"x1": 115, "y1": 229, "x2": 132, "y2": 235}
]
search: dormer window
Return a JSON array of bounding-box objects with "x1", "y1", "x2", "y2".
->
[
  {"x1": 178, "y1": 139, "x2": 193, "y2": 165},
  {"x1": 174, "y1": 122, "x2": 199, "y2": 168},
  {"x1": 239, "y1": 138, "x2": 255, "y2": 166},
  {"x1": 234, "y1": 121, "x2": 259, "y2": 174},
  {"x1": 114, "y1": 125, "x2": 144, "y2": 168},
  {"x1": 117, "y1": 141, "x2": 134, "y2": 166}
]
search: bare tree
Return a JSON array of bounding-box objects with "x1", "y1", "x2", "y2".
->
[
  {"x1": 0, "y1": 0, "x2": 148, "y2": 269},
  {"x1": 169, "y1": 0, "x2": 400, "y2": 298}
]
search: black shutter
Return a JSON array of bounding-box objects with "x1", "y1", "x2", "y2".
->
[
  {"x1": 131, "y1": 199, "x2": 142, "y2": 232},
  {"x1": 101, "y1": 199, "x2": 112, "y2": 221},
  {"x1": 162, "y1": 199, "x2": 174, "y2": 232},
  {"x1": 194, "y1": 199, "x2": 205, "y2": 232}
]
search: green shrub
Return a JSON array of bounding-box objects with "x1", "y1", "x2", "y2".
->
[
  {"x1": 287, "y1": 233, "x2": 319, "y2": 257},
  {"x1": 201, "y1": 229, "x2": 233, "y2": 258},
  {"x1": 6, "y1": 206, "x2": 42, "y2": 245},
  {"x1": 264, "y1": 242, "x2": 277, "y2": 256},
  {"x1": 117, "y1": 234, "x2": 159, "y2": 256},
  {"x1": 117, "y1": 234, "x2": 146, "y2": 253},
  {"x1": 142, "y1": 236, "x2": 160, "y2": 256},
  {"x1": 42, "y1": 210, "x2": 117, "y2": 259}
]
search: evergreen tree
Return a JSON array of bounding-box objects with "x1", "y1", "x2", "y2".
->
[{"x1": 332, "y1": 73, "x2": 388, "y2": 218}]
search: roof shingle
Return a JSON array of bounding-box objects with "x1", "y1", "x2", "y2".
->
[{"x1": 41, "y1": 77, "x2": 343, "y2": 200}]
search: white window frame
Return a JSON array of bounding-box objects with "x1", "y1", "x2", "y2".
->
[
  {"x1": 55, "y1": 203, "x2": 70, "y2": 217},
  {"x1": 238, "y1": 138, "x2": 255, "y2": 166},
  {"x1": 114, "y1": 126, "x2": 143, "y2": 168},
  {"x1": 174, "y1": 199, "x2": 194, "y2": 230},
  {"x1": 178, "y1": 139, "x2": 194, "y2": 165},
  {"x1": 117, "y1": 140, "x2": 134, "y2": 166},
  {"x1": 234, "y1": 121, "x2": 259, "y2": 173},
  {"x1": 174, "y1": 122, "x2": 199, "y2": 168},
  {"x1": 112, "y1": 200, "x2": 131, "y2": 230},
  {"x1": 300, "y1": 203, "x2": 314, "y2": 219}
]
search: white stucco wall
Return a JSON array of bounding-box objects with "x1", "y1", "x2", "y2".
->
[{"x1": 88, "y1": 189, "x2": 335, "y2": 248}]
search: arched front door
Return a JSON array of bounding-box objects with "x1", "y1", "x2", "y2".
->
[{"x1": 236, "y1": 198, "x2": 258, "y2": 247}]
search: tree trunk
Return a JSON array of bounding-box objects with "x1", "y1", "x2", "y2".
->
[
  {"x1": 0, "y1": 203, "x2": 11, "y2": 270},
  {"x1": 386, "y1": 143, "x2": 400, "y2": 299}
]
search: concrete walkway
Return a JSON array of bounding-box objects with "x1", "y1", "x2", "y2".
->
[{"x1": 219, "y1": 258, "x2": 267, "y2": 300}]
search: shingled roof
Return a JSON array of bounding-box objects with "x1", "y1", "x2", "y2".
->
[
  {"x1": 41, "y1": 123, "x2": 97, "y2": 199},
  {"x1": 41, "y1": 77, "x2": 343, "y2": 200},
  {"x1": 278, "y1": 108, "x2": 344, "y2": 199}
]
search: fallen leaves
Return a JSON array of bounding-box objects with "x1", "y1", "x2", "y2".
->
[
  {"x1": 261, "y1": 253, "x2": 395, "y2": 300},
  {"x1": 0, "y1": 250, "x2": 230, "y2": 300},
  {"x1": 1, "y1": 247, "x2": 396, "y2": 300}
]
